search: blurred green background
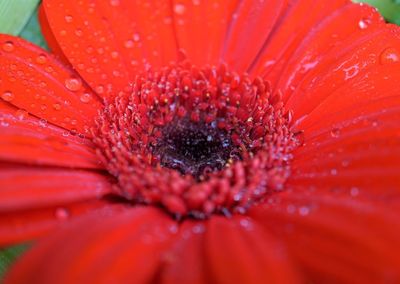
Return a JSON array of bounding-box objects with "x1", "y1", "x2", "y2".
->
[{"x1": 0, "y1": 0, "x2": 399, "y2": 279}]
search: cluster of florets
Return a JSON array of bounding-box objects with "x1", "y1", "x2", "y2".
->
[{"x1": 93, "y1": 62, "x2": 299, "y2": 219}]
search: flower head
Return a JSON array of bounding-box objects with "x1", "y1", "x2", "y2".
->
[{"x1": 1, "y1": 0, "x2": 400, "y2": 283}]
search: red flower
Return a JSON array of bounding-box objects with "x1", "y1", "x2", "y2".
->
[{"x1": 1, "y1": 0, "x2": 400, "y2": 283}]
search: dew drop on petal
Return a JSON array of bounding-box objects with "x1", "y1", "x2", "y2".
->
[
  {"x1": 110, "y1": 0, "x2": 120, "y2": 6},
  {"x1": 298, "y1": 206, "x2": 310, "y2": 216},
  {"x1": 53, "y1": 103, "x2": 62, "y2": 110},
  {"x1": 124, "y1": 39, "x2": 134, "y2": 48},
  {"x1": 239, "y1": 218, "x2": 253, "y2": 230},
  {"x1": 350, "y1": 187, "x2": 360, "y2": 197},
  {"x1": 192, "y1": 224, "x2": 205, "y2": 234},
  {"x1": 2, "y1": 41, "x2": 15, "y2": 52},
  {"x1": 379, "y1": 47, "x2": 400, "y2": 65},
  {"x1": 80, "y1": 93, "x2": 92, "y2": 103},
  {"x1": 55, "y1": 208, "x2": 70, "y2": 220},
  {"x1": 358, "y1": 18, "x2": 370, "y2": 29},
  {"x1": 65, "y1": 77, "x2": 82, "y2": 91},
  {"x1": 330, "y1": 127, "x2": 340, "y2": 138},
  {"x1": 75, "y1": 29, "x2": 83, "y2": 37},
  {"x1": 0, "y1": 120, "x2": 9, "y2": 127},
  {"x1": 133, "y1": 32, "x2": 140, "y2": 42},
  {"x1": 65, "y1": 15, "x2": 73, "y2": 23},
  {"x1": 38, "y1": 119, "x2": 47, "y2": 129},
  {"x1": 15, "y1": 109, "x2": 28, "y2": 120},
  {"x1": 36, "y1": 54, "x2": 47, "y2": 65},
  {"x1": 111, "y1": 51, "x2": 119, "y2": 58},
  {"x1": 174, "y1": 3, "x2": 186, "y2": 15},
  {"x1": 95, "y1": 85, "x2": 105, "y2": 94},
  {"x1": 1, "y1": 91, "x2": 14, "y2": 102}
]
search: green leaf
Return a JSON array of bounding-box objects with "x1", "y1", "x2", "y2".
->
[
  {"x1": 0, "y1": 245, "x2": 29, "y2": 279},
  {"x1": 19, "y1": 6, "x2": 49, "y2": 50},
  {"x1": 354, "y1": 0, "x2": 400, "y2": 25},
  {"x1": 0, "y1": 0, "x2": 40, "y2": 35}
]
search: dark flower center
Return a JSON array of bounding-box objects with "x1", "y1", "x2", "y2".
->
[
  {"x1": 153, "y1": 118, "x2": 236, "y2": 180},
  {"x1": 93, "y1": 62, "x2": 300, "y2": 219}
]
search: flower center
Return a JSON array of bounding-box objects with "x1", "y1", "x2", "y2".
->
[
  {"x1": 93, "y1": 62, "x2": 300, "y2": 219},
  {"x1": 153, "y1": 118, "x2": 236, "y2": 180}
]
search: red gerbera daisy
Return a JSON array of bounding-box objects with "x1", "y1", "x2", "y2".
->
[{"x1": 1, "y1": 0, "x2": 400, "y2": 283}]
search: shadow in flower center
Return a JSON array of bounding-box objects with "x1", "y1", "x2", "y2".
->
[{"x1": 153, "y1": 118, "x2": 237, "y2": 181}]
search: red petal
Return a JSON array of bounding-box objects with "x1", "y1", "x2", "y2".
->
[
  {"x1": 5, "y1": 207, "x2": 176, "y2": 284},
  {"x1": 0, "y1": 200, "x2": 122, "y2": 246},
  {"x1": 250, "y1": 193, "x2": 400, "y2": 283},
  {"x1": 38, "y1": 4, "x2": 70, "y2": 65},
  {"x1": 288, "y1": 87, "x2": 400, "y2": 199},
  {"x1": 172, "y1": 0, "x2": 239, "y2": 66},
  {"x1": 284, "y1": 12, "x2": 396, "y2": 119},
  {"x1": 204, "y1": 216, "x2": 301, "y2": 284},
  {"x1": 0, "y1": 34, "x2": 100, "y2": 135},
  {"x1": 41, "y1": 0, "x2": 178, "y2": 98},
  {"x1": 0, "y1": 101, "x2": 101, "y2": 169},
  {"x1": 0, "y1": 166, "x2": 112, "y2": 211},
  {"x1": 279, "y1": 3, "x2": 384, "y2": 106},
  {"x1": 250, "y1": 0, "x2": 357, "y2": 80},
  {"x1": 222, "y1": 0, "x2": 290, "y2": 73},
  {"x1": 162, "y1": 222, "x2": 209, "y2": 284}
]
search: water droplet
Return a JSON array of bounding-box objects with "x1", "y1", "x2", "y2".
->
[
  {"x1": 65, "y1": 15, "x2": 73, "y2": 23},
  {"x1": 39, "y1": 119, "x2": 48, "y2": 127},
  {"x1": 133, "y1": 32, "x2": 140, "y2": 42},
  {"x1": 0, "y1": 121, "x2": 9, "y2": 127},
  {"x1": 15, "y1": 109, "x2": 28, "y2": 120},
  {"x1": 174, "y1": 3, "x2": 186, "y2": 15},
  {"x1": 65, "y1": 77, "x2": 82, "y2": 91},
  {"x1": 350, "y1": 187, "x2": 360, "y2": 197},
  {"x1": 80, "y1": 93, "x2": 92, "y2": 103},
  {"x1": 1, "y1": 91, "x2": 14, "y2": 102},
  {"x1": 75, "y1": 29, "x2": 83, "y2": 37},
  {"x1": 2, "y1": 41, "x2": 14, "y2": 52},
  {"x1": 358, "y1": 18, "x2": 370, "y2": 29},
  {"x1": 35, "y1": 54, "x2": 47, "y2": 65},
  {"x1": 298, "y1": 206, "x2": 310, "y2": 216},
  {"x1": 330, "y1": 127, "x2": 340, "y2": 138},
  {"x1": 95, "y1": 85, "x2": 105, "y2": 94},
  {"x1": 124, "y1": 39, "x2": 134, "y2": 48},
  {"x1": 110, "y1": 0, "x2": 120, "y2": 6},
  {"x1": 55, "y1": 208, "x2": 70, "y2": 220},
  {"x1": 70, "y1": 128, "x2": 78, "y2": 135},
  {"x1": 379, "y1": 47, "x2": 400, "y2": 64},
  {"x1": 53, "y1": 103, "x2": 62, "y2": 110},
  {"x1": 111, "y1": 51, "x2": 119, "y2": 58},
  {"x1": 192, "y1": 224, "x2": 205, "y2": 234}
]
